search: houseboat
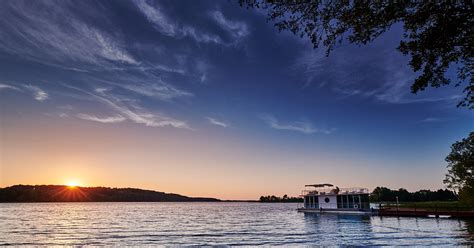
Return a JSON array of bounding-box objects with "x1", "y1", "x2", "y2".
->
[{"x1": 298, "y1": 183, "x2": 374, "y2": 214}]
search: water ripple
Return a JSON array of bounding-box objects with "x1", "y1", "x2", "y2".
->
[{"x1": 0, "y1": 202, "x2": 473, "y2": 246}]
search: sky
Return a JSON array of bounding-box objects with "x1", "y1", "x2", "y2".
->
[{"x1": 0, "y1": 0, "x2": 472, "y2": 200}]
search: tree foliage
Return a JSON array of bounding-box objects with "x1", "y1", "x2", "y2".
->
[
  {"x1": 370, "y1": 186, "x2": 457, "y2": 202},
  {"x1": 458, "y1": 184, "x2": 474, "y2": 205},
  {"x1": 444, "y1": 132, "x2": 474, "y2": 195},
  {"x1": 259, "y1": 194, "x2": 303, "y2": 202},
  {"x1": 240, "y1": 1, "x2": 474, "y2": 108}
]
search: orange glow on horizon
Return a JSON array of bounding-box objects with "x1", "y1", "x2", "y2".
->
[{"x1": 65, "y1": 180, "x2": 80, "y2": 188}]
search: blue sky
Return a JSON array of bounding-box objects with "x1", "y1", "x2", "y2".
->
[{"x1": 0, "y1": 0, "x2": 472, "y2": 199}]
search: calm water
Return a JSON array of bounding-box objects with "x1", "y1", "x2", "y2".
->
[{"x1": 1, "y1": 202, "x2": 473, "y2": 246}]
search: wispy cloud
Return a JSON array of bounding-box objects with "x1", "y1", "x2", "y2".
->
[
  {"x1": 103, "y1": 100, "x2": 190, "y2": 129},
  {"x1": 90, "y1": 69, "x2": 193, "y2": 101},
  {"x1": 93, "y1": 31, "x2": 137, "y2": 64},
  {"x1": 259, "y1": 114, "x2": 333, "y2": 134},
  {"x1": 420, "y1": 117, "x2": 441, "y2": 123},
  {"x1": 196, "y1": 60, "x2": 209, "y2": 83},
  {"x1": 0, "y1": 83, "x2": 21, "y2": 91},
  {"x1": 206, "y1": 117, "x2": 229, "y2": 128},
  {"x1": 133, "y1": 0, "x2": 177, "y2": 36},
  {"x1": 65, "y1": 85, "x2": 191, "y2": 129},
  {"x1": 211, "y1": 11, "x2": 249, "y2": 39},
  {"x1": 152, "y1": 64, "x2": 186, "y2": 75},
  {"x1": 181, "y1": 26, "x2": 222, "y2": 44},
  {"x1": 23, "y1": 85, "x2": 48, "y2": 101},
  {"x1": 94, "y1": 87, "x2": 110, "y2": 94},
  {"x1": 119, "y1": 81, "x2": 192, "y2": 101},
  {"x1": 134, "y1": 0, "x2": 222, "y2": 44},
  {"x1": 77, "y1": 113, "x2": 127, "y2": 123},
  {"x1": 333, "y1": 87, "x2": 377, "y2": 98},
  {"x1": 294, "y1": 46, "x2": 462, "y2": 106},
  {"x1": 0, "y1": 1, "x2": 137, "y2": 67},
  {"x1": 57, "y1": 104, "x2": 74, "y2": 110},
  {"x1": 376, "y1": 92, "x2": 462, "y2": 104},
  {"x1": 418, "y1": 117, "x2": 450, "y2": 123}
]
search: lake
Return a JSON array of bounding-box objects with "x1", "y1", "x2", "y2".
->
[{"x1": 1, "y1": 202, "x2": 473, "y2": 246}]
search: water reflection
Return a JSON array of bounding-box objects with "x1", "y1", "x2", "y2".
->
[
  {"x1": 464, "y1": 219, "x2": 474, "y2": 242},
  {"x1": 302, "y1": 213, "x2": 374, "y2": 246},
  {"x1": 0, "y1": 202, "x2": 472, "y2": 246}
]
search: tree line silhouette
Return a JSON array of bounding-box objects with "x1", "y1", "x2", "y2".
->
[
  {"x1": 0, "y1": 185, "x2": 220, "y2": 202},
  {"x1": 259, "y1": 194, "x2": 303, "y2": 202},
  {"x1": 370, "y1": 187, "x2": 457, "y2": 202}
]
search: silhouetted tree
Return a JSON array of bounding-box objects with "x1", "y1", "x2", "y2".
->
[
  {"x1": 370, "y1": 186, "x2": 457, "y2": 202},
  {"x1": 444, "y1": 132, "x2": 474, "y2": 203},
  {"x1": 240, "y1": 1, "x2": 473, "y2": 108},
  {"x1": 397, "y1": 188, "x2": 411, "y2": 202},
  {"x1": 371, "y1": 187, "x2": 394, "y2": 202},
  {"x1": 459, "y1": 185, "x2": 474, "y2": 205},
  {"x1": 259, "y1": 194, "x2": 302, "y2": 202}
]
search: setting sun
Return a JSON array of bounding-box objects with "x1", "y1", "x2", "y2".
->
[{"x1": 66, "y1": 180, "x2": 80, "y2": 188}]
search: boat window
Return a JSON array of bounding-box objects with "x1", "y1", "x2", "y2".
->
[
  {"x1": 337, "y1": 195, "x2": 342, "y2": 208},
  {"x1": 360, "y1": 194, "x2": 369, "y2": 209},
  {"x1": 353, "y1": 195, "x2": 360, "y2": 208}
]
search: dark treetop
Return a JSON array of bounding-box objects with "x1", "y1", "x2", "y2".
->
[{"x1": 0, "y1": 185, "x2": 220, "y2": 202}]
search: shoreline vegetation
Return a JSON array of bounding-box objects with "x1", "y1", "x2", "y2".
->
[
  {"x1": 369, "y1": 187, "x2": 457, "y2": 202},
  {"x1": 0, "y1": 185, "x2": 220, "y2": 202},
  {"x1": 259, "y1": 187, "x2": 460, "y2": 204},
  {"x1": 259, "y1": 195, "x2": 303, "y2": 203},
  {"x1": 0, "y1": 185, "x2": 468, "y2": 207}
]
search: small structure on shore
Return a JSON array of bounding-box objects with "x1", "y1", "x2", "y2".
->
[{"x1": 298, "y1": 183, "x2": 372, "y2": 214}]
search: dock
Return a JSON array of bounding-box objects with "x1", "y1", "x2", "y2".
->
[{"x1": 378, "y1": 207, "x2": 474, "y2": 218}]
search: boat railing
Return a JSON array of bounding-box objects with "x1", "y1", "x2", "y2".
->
[
  {"x1": 299, "y1": 202, "x2": 371, "y2": 210},
  {"x1": 302, "y1": 187, "x2": 369, "y2": 196}
]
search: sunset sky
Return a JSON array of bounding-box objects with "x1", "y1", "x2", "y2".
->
[{"x1": 0, "y1": 0, "x2": 472, "y2": 200}]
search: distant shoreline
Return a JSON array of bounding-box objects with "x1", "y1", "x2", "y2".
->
[{"x1": 0, "y1": 185, "x2": 220, "y2": 203}]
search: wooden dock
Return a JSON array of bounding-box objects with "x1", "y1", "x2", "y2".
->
[{"x1": 378, "y1": 207, "x2": 474, "y2": 218}]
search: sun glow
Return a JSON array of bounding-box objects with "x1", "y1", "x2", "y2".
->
[{"x1": 66, "y1": 180, "x2": 80, "y2": 188}]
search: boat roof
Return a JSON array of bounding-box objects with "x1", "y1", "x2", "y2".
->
[
  {"x1": 305, "y1": 183, "x2": 334, "y2": 188},
  {"x1": 302, "y1": 186, "x2": 369, "y2": 196}
]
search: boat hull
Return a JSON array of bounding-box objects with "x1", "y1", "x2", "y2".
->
[{"x1": 297, "y1": 208, "x2": 375, "y2": 215}]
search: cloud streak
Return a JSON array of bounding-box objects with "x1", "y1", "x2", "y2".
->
[
  {"x1": 24, "y1": 85, "x2": 48, "y2": 101},
  {"x1": 0, "y1": 0, "x2": 138, "y2": 67},
  {"x1": 206, "y1": 117, "x2": 229, "y2": 128},
  {"x1": 134, "y1": 0, "x2": 222, "y2": 44},
  {"x1": 65, "y1": 85, "x2": 191, "y2": 129},
  {"x1": 120, "y1": 81, "x2": 192, "y2": 101},
  {"x1": 0, "y1": 83, "x2": 21, "y2": 91},
  {"x1": 259, "y1": 114, "x2": 333, "y2": 134},
  {"x1": 293, "y1": 43, "x2": 459, "y2": 105},
  {"x1": 211, "y1": 11, "x2": 249, "y2": 39},
  {"x1": 77, "y1": 113, "x2": 127, "y2": 123}
]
